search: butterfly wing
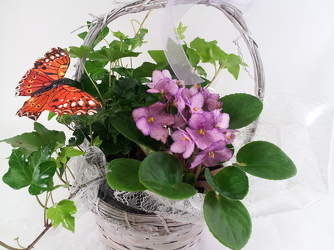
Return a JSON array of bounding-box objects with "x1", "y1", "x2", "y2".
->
[
  {"x1": 16, "y1": 90, "x2": 52, "y2": 120},
  {"x1": 15, "y1": 69, "x2": 55, "y2": 96},
  {"x1": 48, "y1": 85, "x2": 102, "y2": 116},
  {"x1": 16, "y1": 84, "x2": 102, "y2": 120},
  {"x1": 16, "y1": 47, "x2": 70, "y2": 96}
]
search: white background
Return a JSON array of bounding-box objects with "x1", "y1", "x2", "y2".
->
[{"x1": 0, "y1": 0, "x2": 334, "y2": 249}]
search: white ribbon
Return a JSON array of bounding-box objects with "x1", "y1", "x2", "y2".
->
[{"x1": 161, "y1": 0, "x2": 255, "y2": 85}]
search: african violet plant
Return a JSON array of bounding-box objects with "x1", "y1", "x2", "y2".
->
[{"x1": 0, "y1": 20, "x2": 296, "y2": 250}]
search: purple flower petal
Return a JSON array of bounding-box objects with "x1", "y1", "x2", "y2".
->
[
  {"x1": 190, "y1": 140, "x2": 232, "y2": 168},
  {"x1": 170, "y1": 130, "x2": 195, "y2": 158}
]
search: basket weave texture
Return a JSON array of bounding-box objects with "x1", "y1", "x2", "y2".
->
[{"x1": 94, "y1": 198, "x2": 204, "y2": 250}]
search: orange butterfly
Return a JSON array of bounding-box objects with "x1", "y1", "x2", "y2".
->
[{"x1": 16, "y1": 47, "x2": 102, "y2": 120}]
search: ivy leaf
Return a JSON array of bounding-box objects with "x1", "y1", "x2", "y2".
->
[
  {"x1": 2, "y1": 143, "x2": 57, "y2": 195},
  {"x1": 148, "y1": 50, "x2": 167, "y2": 63},
  {"x1": 139, "y1": 152, "x2": 197, "y2": 200},
  {"x1": 68, "y1": 45, "x2": 91, "y2": 58},
  {"x1": 236, "y1": 141, "x2": 297, "y2": 180},
  {"x1": 57, "y1": 146, "x2": 84, "y2": 164},
  {"x1": 133, "y1": 62, "x2": 158, "y2": 79},
  {"x1": 124, "y1": 28, "x2": 148, "y2": 50},
  {"x1": 222, "y1": 53, "x2": 247, "y2": 80},
  {"x1": 183, "y1": 45, "x2": 200, "y2": 67},
  {"x1": 113, "y1": 30, "x2": 128, "y2": 40},
  {"x1": 46, "y1": 199, "x2": 77, "y2": 232},
  {"x1": 92, "y1": 26, "x2": 110, "y2": 48},
  {"x1": 177, "y1": 22, "x2": 188, "y2": 40},
  {"x1": 68, "y1": 129, "x2": 85, "y2": 147},
  {"x1": 88, "y1": 47, "x2": 140, "y2": 63},
  {"x1": 204, "y1": 191, "x2": 252, "y2": 250},
  {"x1": 2, "y1": 148, "x2": 32, "y2": 189},
  {"x1": 28, "y1": 160, "x2": 57, "y2": 195},
  {"x1": 0, "y1": 122, "x2": 65, "y2": 156},
  {"x1": 190, "y1": 37, "x2": 220, "y2": 65}
]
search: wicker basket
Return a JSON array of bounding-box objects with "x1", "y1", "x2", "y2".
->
[
  {"x1": 94, "y1": 197, "x2": 204, "y2": 249},
  {"x1": 73, "y1": 0, "x2": 265, "y2": 249}
]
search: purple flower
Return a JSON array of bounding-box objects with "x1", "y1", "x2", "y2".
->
[
  {"x1": 170, "y1": 129, "x2": 195, "y2": 159},
  {"x1": 173, "y1": 110, "x2": 188, "y2": 128},
  {"x1": 187, "y1": 92, "x2": 204, "y2": 114},
  {"x1": 132, "y1": 102, "x2": 174, "y2": 143},
  {"x1": 146, "y1": 70, "x2": 172, "y2": 89},
  {"x1": 190, "y1": 140, "x2": 232, "y2": 168},
  {"x1": 173, "y1": 87, "x2": 186, "y2": 111},
  {"x1": 186, "y1": 112, "x2": 225, "y2": 150},
  {"x1": 212, "y1": 109, "x2": 230, "y2": 130},
  {"x1": 146, "y1": 70, "x2": 179, "y2": 100},
  {"x1": 223, "y1": 130, "x2": 237, "y2": 144}
]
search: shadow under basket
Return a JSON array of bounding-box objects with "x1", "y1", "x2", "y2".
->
[{"x1": 92, "y1": 184, "x2": 204, "y2": 250}]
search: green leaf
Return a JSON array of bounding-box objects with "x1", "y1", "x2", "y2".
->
[
  {"x1": 68, "y1": 45, "x2": 91, "y2": 58},
  {"x1": 113, "y1": 30, "x2": 128, "y2": 40},
  {"x1": 46, "y1": 199, "x2": 77, "y2": 232},
  {"x1": 124, "y1": 28, "x2": 148, "y2": 50},
  {"x1": 205, "y1": 167, "x2": 248, "y2": 200},
  {"x1": 148, "y1": 50, "x2": 167, "y2": 63},
  {"x1": 220, "y1": 93, "x2": 263, "y2": 129},
  {"x1": 236, "y1": 141, "x2": 297, "y2": 180},
  {"x1": 77, "y1": 31, "x2": 87, "y2": 40},
  {"x1": 190, "y1": 37, "x2": 220, "y2": 65},
  {"x1": 57, "y1": 147, "x2": 84, "y2": 164},
  {"x1": 133, "y1": 62, "x2": 158, "y2": 78},
  {"x1": 2, "y1": 148, "x2": 32, "y2": 189},
  {"x1": 2, "y1": 143, "x2": 57, "y2": 195},
  {"x1": 223, "y1": 53, "x2": 246, "y2": 80},
  {"x1": 184, "y1": 45, "x2": 200, "y2": 67},
  {"x1": 204, "y1": 191, "x2": 252, "y2": 249},
  {"x1": 177, "y1": 22, "x2": 188, "y2": 40},
  {"x1": 92, "y1": 26, "x2": 109, "y2": 48},
  {"x1": 92, "y1": 135, "x2": 103, "y2": 147},
  {"x1": 88, "y1": 48, "x2": 140, "y2": 63},
  {"x1": 28, "y1": 160, "x2": 57, "y2": 195},
  {"x1": 110, "y1": 110, "x2": 161, "y2": 151},
  {"x1": 107, "y1": 158, "x2": 146, "y2": 192},
  {"x1": 0, "y1": 122, "x2": 65, "y2": 156},
  {"x1": 68, "y1": 129, "x2": 85, "y2": 147},
  {"x1": 60, "y1": 147, "x2": 84, "y2": 158},
  {"x1": 139, "y1": 152, "x2": 197, "y2": 200}
]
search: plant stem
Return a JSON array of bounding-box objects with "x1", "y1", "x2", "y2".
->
[
  {"x1": 0, "y1": 223, "x2": 52, "y2": 250},
  {"x1": 0, "y1": 241, "x2": 23, "y2": 250},
  {"x1": 26, "y1": 224, "x2": 52, "y2": 250},
  {"x1": 35, "y1": 195, "x2": 46, "y2": 209}
]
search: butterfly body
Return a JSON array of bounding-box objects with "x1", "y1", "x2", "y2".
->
[{"x1": 16, "y1": 47, "x2": 102, "y2": 120}]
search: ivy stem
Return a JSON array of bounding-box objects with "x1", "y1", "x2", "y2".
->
[
  {"x1": 35, "y1": 195, "x2": 46, "y2": 209},
  {"x1": 0, "y1": 223, "x2": 52, "y2": 250},
  {"x1": 0, "y1": 241, "x2": 23, "y2": 250},
  {"x1": 81, "y1": 58, "x2": 104, "y2": 103},
  {"x1": 26, "y1": 224, "x2": 52, "y2": 250},
  {"x1": 207, "y1": 64, "x2": 223, "y2": 88},
  {"x1": 56, "y1": 170, "x2": 67, "y2": 185}
]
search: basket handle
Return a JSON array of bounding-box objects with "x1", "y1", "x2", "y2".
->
[{"x1": 73, "y1": 0, "x2": 264, "y2": 101}]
